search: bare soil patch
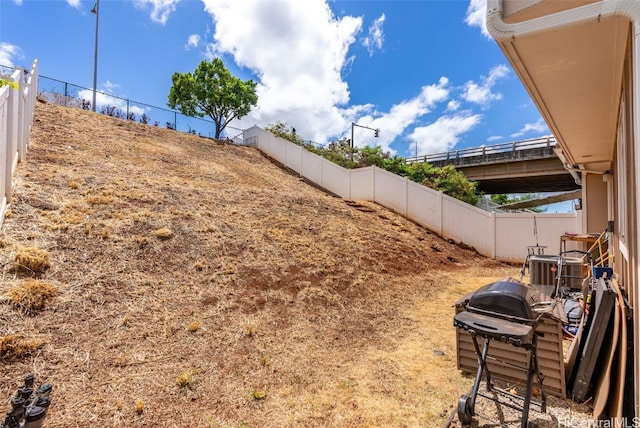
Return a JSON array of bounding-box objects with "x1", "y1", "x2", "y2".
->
[{"x1": 0, "y1": 101, "x2": 589, "y2": 427}]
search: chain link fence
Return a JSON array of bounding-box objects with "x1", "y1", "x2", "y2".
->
[{"x1": 36, "y1": 75, "x2": 244, "y2": 142}]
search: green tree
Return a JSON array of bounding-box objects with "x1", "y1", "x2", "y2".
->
[
  {"x1": 421, "y1": 165, "x2": 479, "y2": 205},
  {"x1": 490, "y1": 193, "x2": 510, "y2": 205},
  {"x1": 265, "y1": 122, "x2": 303, "y2": 145},
  {"x1": 322, "y1": 138, "x2": 357, "y2": 168},
  {"x1": 168, "y1": 59, "x2": 258, "y2": 139},
  {"x1": 490, "y1": 193, "x2": 547, "y2": 212}
]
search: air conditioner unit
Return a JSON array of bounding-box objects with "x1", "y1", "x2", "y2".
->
[
  {"x1": 529, "y1": 255, "x2": 557, "y2": 286},
  {"x1": 529, "y1": 255, "x2": 585, "y2": 294}
]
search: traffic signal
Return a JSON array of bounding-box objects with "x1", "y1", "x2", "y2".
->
[{"x1": 374, "y1": 129, "x2": 379, "y2": 137}]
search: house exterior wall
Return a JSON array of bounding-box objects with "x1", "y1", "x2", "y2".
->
[
  {"x1": 490, "y1": 0, "x2": 640, "y2": 416},
  {"x1": 619, "y1": 35, "x2": 640, "y2": 412},
  {"x1": 583, "y1": 173, "x2": 609, "y2": 233}
]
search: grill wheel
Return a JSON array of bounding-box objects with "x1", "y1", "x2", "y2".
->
[{"x1": 457, "y1": 394, "x2": 473, "y2": 424}]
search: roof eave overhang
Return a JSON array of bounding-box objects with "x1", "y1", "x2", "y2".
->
[{"x1": 486, "y1": 0, "x2": 640, "y2": 175}]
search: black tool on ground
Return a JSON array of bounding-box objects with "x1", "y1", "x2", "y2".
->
[
  {"x1": 1, "y1": 374, "x2": 53, "y2": 428},
  {"x1": 454, "y1": 278, "x2": 554, "y2": 428}
]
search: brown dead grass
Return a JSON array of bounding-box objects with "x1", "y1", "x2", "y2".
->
[
  {"x1": 8, "y1": 279, "x2": 58, "y2": 314},
  {"x1": 0, "y1": 334, "x2": 47, "y2": 362},
  {"x1": 13, "y1": 246, "x2": 51, "y2": 277},
  {"x1": 0, "y1": 101, "x2": 527, "y2": 427}
]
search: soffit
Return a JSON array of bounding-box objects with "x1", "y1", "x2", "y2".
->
[
  {"x1": 496, "y1": 16, "x2": 629, "y2": 173},
  {"x1": 502, "y1": 0, "x2": 599, "y2": 24}
]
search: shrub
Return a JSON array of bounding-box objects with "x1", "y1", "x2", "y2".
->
[
  {"x1": 0, "y1": 334, "x2": 46, "y2": 362},
  {"x1": 265, "y1": 121, "x2": 480, "y2": 205},
  {"x1": 14, "y1": 246, "x2": 51, "y2": 276},
  {"x1": 154, "y1": 228, "x2": 173, "y2": 240},
  {"x1": 177, "y1": 369, "x2": 197, "y2": 392},
  {"x1": 9, "y1": 279, "x2": 58, "y2": 314}
]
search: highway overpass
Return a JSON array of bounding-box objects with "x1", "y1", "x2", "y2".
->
[{"x1": 405, "y1": 136, "x2": 580, "y2": 194}]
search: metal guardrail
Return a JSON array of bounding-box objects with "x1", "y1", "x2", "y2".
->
[{"x1": 405, "y1": 135, "x2": 557, "y2": 165}]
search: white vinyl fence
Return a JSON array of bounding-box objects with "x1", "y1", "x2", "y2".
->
[
  {"x1": 244, "y1": 125, "x2": 582, "y2": 263},
  {"x1": 0, "y1": 60, "x2": 39, "y2": 227}
]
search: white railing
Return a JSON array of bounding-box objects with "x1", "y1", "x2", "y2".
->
[
  {"x1": 245, "y1": 125, "x2": 582, "y2": 263},
  {"x1": 0, "y1": 59, "x2": 39, "y2": 228}
]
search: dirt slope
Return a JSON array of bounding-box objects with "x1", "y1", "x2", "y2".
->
[{"x1": 0, "y1": 101, "x2": 517, "y2": 427}]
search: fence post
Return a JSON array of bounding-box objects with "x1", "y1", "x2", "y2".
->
[
  {"x1": 16, "y1": 67, "x2": 26, "y2": 163},
  {"x1": 1, "y1": 87, "x2": 8, "y2": 216},
  {"x1": 404, "y1": 176, "x2": 409, "y2": 217},
  {"x1": 438, "y1": 191, "x2": 444, "y2": 236},
  {"x1": 491, "y1": 211, "x2": 497, "y2": 259}
]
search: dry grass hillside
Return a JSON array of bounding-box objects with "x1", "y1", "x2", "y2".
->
[{"x1": 0, "y1": 100, "x2": 519, "y2": 427}]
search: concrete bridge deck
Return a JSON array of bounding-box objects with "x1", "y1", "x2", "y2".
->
[{"x1": 405, "y1": 136, "x2": 580, "y2": 194}]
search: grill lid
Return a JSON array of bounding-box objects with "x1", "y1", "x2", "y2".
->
[{"x1": 467, "y1": 277, "x2": 542, "y2": 323}]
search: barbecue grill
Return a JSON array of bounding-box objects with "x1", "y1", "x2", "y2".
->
[{"x1": 454, "y1": 278, "x2": 554, "y2": 427}]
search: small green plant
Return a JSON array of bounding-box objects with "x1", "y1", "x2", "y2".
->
[
  {"x1": 177, "y1": 369, "x2": 197, "y2": 393},
  {"x1": 338, "y1": 380, "x2": 353, "y2": 390},
  {"x1": 0, "y1": 79, "x2": 18, "y2": 90},
  {"x1": 260, "y1": 353, "x2": 270, "y2": 366},
  {"x1": 251, "y1": 389, "x2": 267, "y2": 400}
]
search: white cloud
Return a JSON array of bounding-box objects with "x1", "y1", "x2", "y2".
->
[
  {"x1": 409, "y1": 114, "x2": 482, "y2": 154},
  {"x1": 447, "y1": 100, "x2": 460, "y2": 111},
  {"x1": 133, "y1": 0, "x2": 182, "y2": 25},
  {"x1": 13, "y1": 0, "x2": 22, "y2": 5},
  {"x1": 0, "y1": 43, "x2": 23, "y2": 68},
  {"x1": 510, "y1": 118, "x2": 549, "y2": 138},
  {"x1": 192, "y1": 0, "x2": 492, "y2": 151},
  {"x1": 349, "y1": 77, "x2": 450, "y2": 153},
  {"x1": 77, "y1": 79, "x2": 144, "y2": 116},
  {"x1": 465, "y1": 0, "x2": 490, "y2": 38},
  {"x1": 78, "y1": 88, "x2": 146, "y2": 116},
  {"x1": 461, "y1": 64, "x2": 509, "y2": 107},
  {"x1": 67, "y1": 0, "x2": 81, "y2": 9},
  {"x1": 186, "y1": 34, "x2": 200, "y2": 49},
  {"x1": 201, "y1": 0, "x2": 363, "y2": 143},
  {"x1": 362, "y1": 14, "x2": 385, "y2": 56},
  {"x1": 102, "y1": 80, "x2": 120, "y2": 92}
]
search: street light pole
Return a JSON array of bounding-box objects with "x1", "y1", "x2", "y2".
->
[
  {"x1": 351, "y1": 121, "x2": 355, "y2": 152},
  {"x1": 91, "y1": 0, "x2": 100, "y2": 112}
]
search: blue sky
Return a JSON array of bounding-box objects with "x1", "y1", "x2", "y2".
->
[{"x1": 0, "y1": 0, "x2": 552, "y2": 159}]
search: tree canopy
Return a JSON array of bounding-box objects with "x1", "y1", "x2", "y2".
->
[{"x1": 168, "y1": 59, "x2": 258, "y2": 139}]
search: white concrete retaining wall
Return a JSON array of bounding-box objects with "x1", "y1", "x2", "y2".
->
[{"x1": 244, "y1": 125, "x2": 582, "y2": 262}]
